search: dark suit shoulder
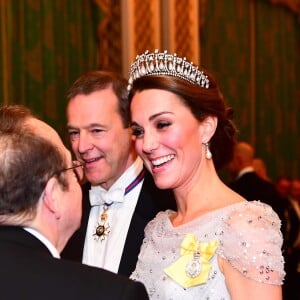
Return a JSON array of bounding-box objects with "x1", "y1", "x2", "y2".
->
[
  {"x1": 0, "y1": 227, "x2": 149, "y2": 300},
  {"x1": 229, "y1": 172, "x2": 277, "y2": 200},
  {"x1": 141, "y1": 170, "x2": 176, "y2": 212},
  {"x1": 229, "y1": 172, "x2": 286, "y2": 223},
  {"x1": 46, "y1": 259, "x2": 149, "y2": 300}
]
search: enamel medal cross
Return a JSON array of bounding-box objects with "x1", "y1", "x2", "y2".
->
[{"x1": 93, "y1": 203, "x2": 112, "y2": 242}]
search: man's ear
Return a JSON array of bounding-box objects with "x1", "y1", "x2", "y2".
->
[
  {"x1": 42, "y1": 177, "x2": 61, "y2": 219},
  {"x1": 201, "y1": 116, "x2": 218, "y2": 143}
]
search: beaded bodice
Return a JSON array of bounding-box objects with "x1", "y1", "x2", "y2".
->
[{"x1": 131, "y1": 201, "x2": 285, "y2": 300}]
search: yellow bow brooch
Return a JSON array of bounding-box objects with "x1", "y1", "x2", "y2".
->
[{"x1": 164, "y1": 234, "x2": 218, "y2": 288}]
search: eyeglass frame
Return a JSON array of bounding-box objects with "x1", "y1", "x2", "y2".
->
[{"x1": 59, "y1": 160, "x2": 85, "y2": 183}]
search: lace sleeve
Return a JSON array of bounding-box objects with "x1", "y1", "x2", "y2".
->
[{"x1": 218, "y1": 201, "x2": 285, "y2": 285}]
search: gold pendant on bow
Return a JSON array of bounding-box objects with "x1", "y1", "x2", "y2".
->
[{"x1": 93, "y1": 204, "x2": 111, "y2": 241}]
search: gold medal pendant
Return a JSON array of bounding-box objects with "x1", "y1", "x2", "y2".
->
[{"x1": 93, "y1": 204, "x2": 111, "y2": 241}]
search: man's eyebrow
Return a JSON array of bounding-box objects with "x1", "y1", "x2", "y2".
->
[{"x1": 67, "y1": 123, "x2": 106, "y2": 130}]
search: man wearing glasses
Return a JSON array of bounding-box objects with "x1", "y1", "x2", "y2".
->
[{"x1": 0, "y1": 105, "x2": 148, "y2": 300}]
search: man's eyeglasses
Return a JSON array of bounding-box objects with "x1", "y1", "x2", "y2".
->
[{"x1": 60, "y1": 160, "x2": 84, "y2": 183}]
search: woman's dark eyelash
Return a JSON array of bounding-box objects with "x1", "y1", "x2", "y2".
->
[
  {"x1": 157, "y1": 122, "x2": 170, "y2": 128},
  {"x1": 132, "y1": 128, "x2": 143, "y2": 136}
]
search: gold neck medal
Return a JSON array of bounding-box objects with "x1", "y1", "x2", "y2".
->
[{"x1": 93, "y1": 203, "x2": 111, "y2": 242}]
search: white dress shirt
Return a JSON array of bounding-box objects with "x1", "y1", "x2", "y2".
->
[
  {"x1": 236, "y1": 166, "x2": 255, "y2": 178},
  {"x1": 82, "y1": 157, "x2": 144, "y2": 273}
]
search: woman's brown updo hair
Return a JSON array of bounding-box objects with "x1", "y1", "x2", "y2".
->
[{"x1": 128, "y1": 72, "x2": 238, "y2": 170}]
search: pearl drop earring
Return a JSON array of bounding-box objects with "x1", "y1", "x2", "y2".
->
[{"x1": 205, "y1": 143, "x2": 212, "y2": 159}]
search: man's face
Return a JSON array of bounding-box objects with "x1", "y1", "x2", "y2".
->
[
  {"x1": 26, "y1": 118, "x2": 82, "y2": 242},
  {"x1": 66, "y1": 88, "x2": 134, "y2": 190}
]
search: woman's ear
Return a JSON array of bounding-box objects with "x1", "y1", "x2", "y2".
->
[
  {"x1": 42, "y1": 177, "x2": 61, "y2": 219},
  {"x1": 201, "y1": 116, "x2": 218, "y2": 143}
]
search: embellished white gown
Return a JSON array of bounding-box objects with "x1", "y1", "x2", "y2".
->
[{"x1": 131, "y1": 201, "x2": 285, "y2": 300}]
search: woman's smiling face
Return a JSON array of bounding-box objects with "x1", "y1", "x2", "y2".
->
[{"x1": 130, "y1": 89, "x2": 205, "y2": 190}]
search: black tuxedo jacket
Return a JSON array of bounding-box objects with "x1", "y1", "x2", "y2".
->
[
  {"x1": 229, "y1": 171, "x2": 279, "y2": 203},
  {"x1": 0, "y1": 226, "x2": 148, "y2": 300},
  {"x1": 229, "y1": 171, "x2": 287, "y2": 231},
  {"x1": 61, "y1": 170, "x2": 176, "y2": 277}
]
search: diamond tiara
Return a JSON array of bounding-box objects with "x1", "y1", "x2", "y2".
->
[{"x1": 127, "y1": 49, "x2": 209, "y2": 91}]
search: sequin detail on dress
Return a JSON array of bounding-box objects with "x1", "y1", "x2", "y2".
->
[{"x1": 131, "y1": 201, "x2": 285, "y2": 300}]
